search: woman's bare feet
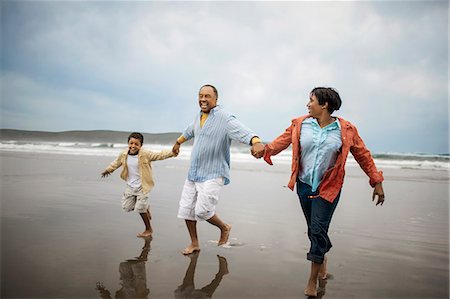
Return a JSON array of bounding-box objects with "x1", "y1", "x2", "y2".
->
[
  {"x1": 182, "y1": 244, "x2": 201, "y2": 255},
  {"x1": 218, "y1": 224, "x2": 231, "y2": 246},
  {"x1": 304, "y1": 283, "x2": 317, "y2": 297},
  {"x1": 318, "y1": 256, "x2": 328, "y2": 280},
  {"x1": 137, "y1": 230, "x2": 152, "y2": 238}
]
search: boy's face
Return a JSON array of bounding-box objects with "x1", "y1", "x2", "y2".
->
[{"x1": 128, "y1": 137, "x2": 142, "y2": 155}]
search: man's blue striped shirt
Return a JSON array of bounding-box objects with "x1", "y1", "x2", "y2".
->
[{"x1": 182, "y1": 106, "x2": 255, "y2": 185}]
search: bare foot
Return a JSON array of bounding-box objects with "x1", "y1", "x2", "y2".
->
[
  {"x1": 304, "y1": 280, "x2": 318, "y2": 297},
  {"x1": 318, "y1": 256, "x2": 328, "y2": 280},
  {"x1": 304, "y1": 287, "x2": 317, "y2": 297},
  {"x1": 137, "y1": 230, "x2": 152, "y2": 238},
  {"x1": 317, "y1": 277, "x2": 327, "y2": 298},
  {"x1": 181, "y1": 244, "x2": 200, "y2": 255},
  {"x1": 218, "y1": 224, "x2": 231, "y2": 246}
]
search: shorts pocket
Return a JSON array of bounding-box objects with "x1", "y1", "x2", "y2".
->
[
  {"x1": 122, "y1": 192, "x2": 136, "y2": 212},
  {"x1": 135, "y1": 194, "x2": 149, "y2": 213}
]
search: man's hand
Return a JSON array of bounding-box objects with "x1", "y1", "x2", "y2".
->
[
  {"x1": 251, "y1": 142, "x2": 265, "y2": 159},
  {"x1": 372, "y1": 183, "x2": 385, "y2": 206},
  {"x1": 101, "y1": 170, "x2": 111, "y2": 178}
]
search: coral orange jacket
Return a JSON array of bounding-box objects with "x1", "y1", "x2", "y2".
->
[{"x1": 264, "y1": 115, "x2": 384, "y2": 203}]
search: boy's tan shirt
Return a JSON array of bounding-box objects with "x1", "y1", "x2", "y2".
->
[{"x1": 105, "y1": 149, "x2": 175, "y2": 194}]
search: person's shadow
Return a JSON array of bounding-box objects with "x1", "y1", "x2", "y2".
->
[
  {"x1": 96, "y1": 237, "x2": 152, "y2": 299},
  {"x1": 174, "y1": 252, "x2": 229, "y2": 298}
]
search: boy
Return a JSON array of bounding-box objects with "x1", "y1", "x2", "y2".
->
[{"x1": 101, "y1": 132, "x2": 177, "y2": 238}]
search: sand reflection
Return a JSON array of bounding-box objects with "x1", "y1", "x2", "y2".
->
[
  {"x1": 96, "y1": 237, "x2": 152, "y2": 299},
  {"x1": 174, "y1": 252, "x2": 229, "y2": 298}
]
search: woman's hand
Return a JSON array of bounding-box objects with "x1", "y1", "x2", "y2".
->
[
  {"x1": 251, "y1": 142, "x2": 265, "y2": 158},
  {"x1": 372, "y1": 183, "x2": 385, "y2": 206}
]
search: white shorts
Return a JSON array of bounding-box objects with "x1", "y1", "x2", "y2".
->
[
  {"x1": 122, "y1": 185, "x2": 149, "y2": 214},
  {"x1": 177, "y1": 178, "x2": 224, "y2": 221}
]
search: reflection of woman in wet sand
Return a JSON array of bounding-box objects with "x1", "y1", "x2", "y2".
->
[
  {"x1": 174, "y1": 252, "x2": 229, "y2": 298},
  {"x1": 96, "y1": 237, "x2": 152, "y2": 299}
]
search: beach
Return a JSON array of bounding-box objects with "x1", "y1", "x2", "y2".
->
[{"x1": 1, "y1": 151, "x2": 448, "y2": 299}]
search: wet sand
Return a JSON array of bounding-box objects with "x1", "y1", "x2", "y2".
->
[{"x1": 1, "y1": 151, "x2": 448, "y2": 298}]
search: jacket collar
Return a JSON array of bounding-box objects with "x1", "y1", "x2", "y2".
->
[{"x1": 200, "y1": 105, "x2": 221, "y2": 116}]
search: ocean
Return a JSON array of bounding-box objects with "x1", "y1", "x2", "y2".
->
[{"x1": 0, "y1": 129, "x2": 448, "y2": 171}]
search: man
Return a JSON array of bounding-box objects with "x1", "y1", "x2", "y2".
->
[{"x1": 172, "y1": 84, "x2": 265, "y2": 255}]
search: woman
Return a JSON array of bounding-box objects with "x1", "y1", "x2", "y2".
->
[{"x1": 263, "y1": 87, "x2": 385, "y2": 297}]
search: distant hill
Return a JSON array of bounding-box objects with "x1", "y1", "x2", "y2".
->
[
  {"x1": 0, "y1": 129, "x2": 260, "y2": 148},
  {"x1": 0, "y1": 129, "x2": 187, "y2": 145}
]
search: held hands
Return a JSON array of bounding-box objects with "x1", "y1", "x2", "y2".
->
[
  {"x1": 172, "y1": 141, "x2": 181, "y2": 156},
  {"x1": 251, "y1": 142, "x2": 265, "y2": 159},
  {"x1": 372, "y1": 183, "x2": 385, "y2": 206}
]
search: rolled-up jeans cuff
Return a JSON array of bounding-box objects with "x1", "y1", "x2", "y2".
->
[{"x1": 307, "y1": 253, "x2": 324, "y2": 264}]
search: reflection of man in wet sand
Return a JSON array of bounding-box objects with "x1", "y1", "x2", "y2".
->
[
  {"x1": 174, "y1": 252, "x2": 229, "y2": 298},
  {"x1": 96, "y1": 237, "x2": 151, "y2": 299}
]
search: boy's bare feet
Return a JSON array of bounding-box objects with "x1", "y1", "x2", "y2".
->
[
  {"x1": 182, "y1": 244, "x2": 201, "y2": 255},
  {"x1": 218, "y1": 224, "x2": 231, "y2": 246},
  {"x1": 137, "y1": 230, "x2": 152, "y2": 238}
]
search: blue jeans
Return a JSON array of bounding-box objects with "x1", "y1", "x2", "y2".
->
[{"x1": 296, "y1": 180, "x2": 340, "y2": 264}]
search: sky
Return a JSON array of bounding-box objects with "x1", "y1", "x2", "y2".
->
[{"x1": 1, "y1": 1, "x2": 448, "y2": 154}]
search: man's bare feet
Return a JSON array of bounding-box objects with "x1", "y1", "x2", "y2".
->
[
  {"x1": 137, "y1": 230, "x2": 152, "y2": 238},
  {"x1": 218, "y1": 224, "x2": 231, "y2": 246},
  {"x1": 182, "y1": 244, "x2": 200, "y2": 255}
]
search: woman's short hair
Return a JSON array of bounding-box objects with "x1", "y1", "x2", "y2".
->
[
  {"x1": 310, "y1": 87, "x2": 342, "y2": 114},
  {"x1": 128, "y1": 132, "x2": 144, "y2": 144}
]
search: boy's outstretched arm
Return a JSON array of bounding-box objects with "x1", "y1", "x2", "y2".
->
[
  {"x1": 100, "y1": 154, "x2": 123, "y2": 178},
  {"x1": 147, "y1": 149, "x2": 177, "y2": 161}
]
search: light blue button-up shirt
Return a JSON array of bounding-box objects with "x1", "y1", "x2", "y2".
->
[
  {"x1": 299, "y1": 117, "x2": 342, "y2": 192},
  {"x1": 182, "y1": 106, "x2": 255, "y2": 185}
]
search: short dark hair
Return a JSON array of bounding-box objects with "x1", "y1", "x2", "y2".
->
[
  {"x1": 128, "y1": 132, "x2": 144, "y2": 144},
  {"x1": 200, "y1": 84, "x2": 218, "y2": 99},
  {"x1": 310, "y1": 87, "x2": 342, "y2": 114}
]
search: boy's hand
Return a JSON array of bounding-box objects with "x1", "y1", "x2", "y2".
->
[
  {"x1": 172, "y1": 142, "x2": 181, "y2": 156},
  {"x1": 101, "y1": 170, "x2": 111, "y2": 178}
]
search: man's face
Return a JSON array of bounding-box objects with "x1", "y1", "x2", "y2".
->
[{"x1": 198, "y1": 86, "x2": 217, "y2": 113}]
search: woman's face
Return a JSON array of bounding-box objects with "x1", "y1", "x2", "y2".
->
[{"x1": 307, "y1": 94, "x2": 326, "y2": 118}]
